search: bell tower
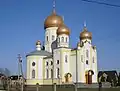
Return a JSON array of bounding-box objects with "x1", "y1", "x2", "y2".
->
[{"x1": 44, "y1": 0, "x2": 64, "y2": 52}]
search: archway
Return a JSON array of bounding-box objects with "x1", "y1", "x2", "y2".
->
[
  {"x1": 64, "y1": 73, "x2": 72, "y2": 83},
  {"x1": 85, "y1": 70, "x2": 94, "y2": 84}
]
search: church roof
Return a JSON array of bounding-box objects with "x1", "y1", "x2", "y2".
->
[
  {"x1": 43, "y1": 55, "x2": 53, "y2": 59},
  {"x1": 26, "y1": 50, "x2": 52, "y2": 57}
]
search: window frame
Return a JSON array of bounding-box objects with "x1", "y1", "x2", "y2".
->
[
  {"x1": 61, "y1": 37, "x2": 64, "y2": 42},
  {"x1": 32, "y1": 69, "x2": 35, "y2": 78},
  {"x1": 57, "y1": 60, "x2": 59, "y2": 64},
  {"x1": 46, "y1": 69, "x2": 49, "y2": 79},
  {"x1": 52, "y1": 35, "x2": 55, "y2": 41},
  {"x1": 86, "y1": 60, "x2": 88, "y2": 65},
  {"x1": 65, "y1": 55, "x2": 68, "y2": 63}
]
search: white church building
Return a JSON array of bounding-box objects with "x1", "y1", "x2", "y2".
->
[{"x1": 26, "y1": 4, "x2": 98, "y2": 85}]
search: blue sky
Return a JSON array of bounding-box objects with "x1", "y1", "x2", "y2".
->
[{"x1": 0, "y1": 0, "x2": 120, "y2": 75}]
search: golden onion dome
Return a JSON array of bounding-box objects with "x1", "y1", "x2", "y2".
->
[
  {"x1": 57, "y1": 24, "x2": 70, "y2": 35},
  {"x1": 44, "y1": 10, "x2": 64, "y2": 29},
  {"x1": 36, "y1": 40, "x2": 41, "y2": 45},
  {"x1": 80, "y1": 27, "x2": 92, "y2": 40}
]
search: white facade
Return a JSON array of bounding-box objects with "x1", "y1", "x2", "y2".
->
[{"x1": 26, "y1": 9, "x2": 98, "y2": 85}]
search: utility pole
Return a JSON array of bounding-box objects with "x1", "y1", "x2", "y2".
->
[
  {"x1": 17, "y1": 54, "x2": 24, "y2": 91},
  {"x1": 7, "y1": 78, "x2": 10, "y2": 91},
  {"x1": 18, "y1": 54, "x2": 21, "y2": 81}
]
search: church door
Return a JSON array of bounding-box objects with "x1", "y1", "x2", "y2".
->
[
  {"x1": 85, "y1": 74, "x2": 88, "y2": 84},
  {"x1": 85, "y1": 70, "x2": 94, "y2": 84},
  {"x1": 88, "y1": 74, "x2": 92, "y2": 84}
]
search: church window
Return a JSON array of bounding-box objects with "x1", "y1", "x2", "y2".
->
[
  {"x1": 46, "y1": 69, "x2": 49, "y2": 79},
  {"x1": 51, "y1": 69, "x2": 53, "y2": 78},
  {"x1": 57, "y1": 60, "x2": 59, "y2": 64},
  {"x1": 32, "y1": 62, "x2": 35, "y2": 66},
  {"x1": 62, "y1": 37, "x2": 64, "y2": 42},
  {"x1": 52, "y1": 35, "x2": 55, "y2": 41},
  {"x1": 86, "y1": 60, "x2": 88, "y2": 65},
  {"x1": 46, "y1": 36, "x2": 48, "y2": 41},
  {"x1": 32, "y1": 69, "x2": 35, "y2": 78},
  {"x1": 57, "y1": 68, "x2": 60, "y2": 78},
  {"x1": 86, "y1": 50, "x2": 89, "y2": 58},
  {"x1": 66, "y1": 37, "x2": 67, "y2": 42},
  {"x1": 46, "y1": 62, "x2": 48, "y2": 66},
  {"x1": 58, "y1": 37, "x2": 60, "y2": 43},
  {"x1": 65, "y1": 55, "x2": 68, "y2": 63},
  {"x1": 59, "y1": 37, "x2": 60, "y2": 42},
  {"x1": 51, "y1": 61, "x2": 53, "y2": 65}
]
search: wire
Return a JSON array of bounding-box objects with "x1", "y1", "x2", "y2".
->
[{"x1": 81, "y1": 0, "x2": 120, "y2": 8}]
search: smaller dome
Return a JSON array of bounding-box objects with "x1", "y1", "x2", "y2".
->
[
  {"x1": 80, "y1": 27, "x2": 92, "y2": 40},
  {"x1": 77, "y1": 42, "x2": 81, "y2": 47},
  {"x1": 44, "y1": 11, "x2": 64, "y2": 29},
  {"x1": 36, "y1": 40, "x2": 41, "y2": 45},
  {"x1": 57, "y1": 24, "x2": 70, "y2": 35}
]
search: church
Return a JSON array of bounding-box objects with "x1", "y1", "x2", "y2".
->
[{"x1": 26, "y1": 2, "x2": 98, "y2": 85}]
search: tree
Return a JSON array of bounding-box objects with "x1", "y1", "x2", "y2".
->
[
  {"x1": 4, "y1": 68, "x2": 11, "y2": 77},
  {"x1": 118, "y1": 72, "x2": 120, "y2": 86}
]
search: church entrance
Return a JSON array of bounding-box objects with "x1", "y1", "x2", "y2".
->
[
  {"x1": 85, "y1": 70, "x2": 94, "y2": 84},
  {"x1": 64, "y1": 73, "x2": 72, "y2": 83}
]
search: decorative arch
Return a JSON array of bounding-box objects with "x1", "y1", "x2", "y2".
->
[
  {"x1": 32, "y1": 69, "x2": 35, "y2": 78},
  {"x1": 85, "y1": 70, "x2": 94, "y2": 84},
  {"x1": 64, "y1": 73, "x2": 72, "y2": 83}
]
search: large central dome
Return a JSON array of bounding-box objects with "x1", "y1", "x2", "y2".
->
[{"x1": 44, "y1": 10, "x2": 64, "y2": 29}]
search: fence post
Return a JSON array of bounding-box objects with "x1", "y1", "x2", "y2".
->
[
  {"x1": 36, "y1": 83, "x2": 39, "y2": 91},
  {"x1": 54, "y1": 83, "x2": 56, "y2": 91},
  {"x1": 21, "y1": 82, "x2": 23, "y2": 91},
  {"x1": 7, "y1": 79, "x2": 10, "y2": 91},
  {"x1": 73, "y1": 83, "x2": 77, "y2": 91}
]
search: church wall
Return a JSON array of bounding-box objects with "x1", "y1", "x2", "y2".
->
[
  {"x1": 53, "y1": 49, "x2": 61, "y2": 78},
  {"x1": 77, "y1": 49, "x2": 85, "y2": 83},
  {"x1": 92, "y1": 48, "x2": 98, "y2": 83},
  {"x1": 38, "y1": 58, "x2": 43, "y2": 79},
  {"x1": 44, "y1": 58, "x2": 53, "y2": 79},
  {"x1": 26, "y1": 56, "x2": 46, "y2": 85},
  {"x1": 60, "y1": 49, "x2": 71, "y2": 82},
  {"x1": 70, "y1": 50, "x2": 76, "y2": 82}
]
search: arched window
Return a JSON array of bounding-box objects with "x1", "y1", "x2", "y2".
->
[
  {"x1": 46, "y1": 69, "x2": 49, "y2": 79},
  {"x1": 86, "y1": 60, "x2": 88, "y2": 65},
  {"x1": 57, "y1": 60, "x2": 59, "y2": 64},
  {"x1": 57, "y1": 68, "x2": 60, "y2": 78},
  {"x1": 51, "y1": 69, "x2": 53, "y2": 78},
  {"x1": 61, "y1": 37, "x2": 64, "y2": 42},
  {"x1": 46, "y1": 36, "x2": 48, "y2": 41},
  {"x1": 51, "y1": 61, "x2": 53, "y2": 65},
  {"x1": 65, "y1": 55, "x2": 68, "y2": 63},
  {"x1": 46, "y1": 62, "x2": 48, "y2": 66},
  {"x1": 32, "y1": 62, "x2": 35, "y2": 66},
  {"x1": 32, "y1": 69, "x2": 35, "y2": 78},
  {"x1": 52, "y1": 35, "x2": 55, "y2": 41},
  {"x1": 66, "y1": 37, "x2": 67, "y2": 43},
  {"x1": 86, "y1": 50, "x2": 89, "y2": 58},
  {"x1": 57, "y1": 38, "x2": 60, "y2": 43}
]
